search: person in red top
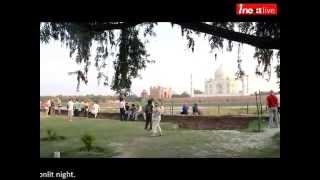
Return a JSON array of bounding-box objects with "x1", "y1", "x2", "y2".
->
[{"x1": 266, "y1": 90, "x2": 280, "y2": 128}]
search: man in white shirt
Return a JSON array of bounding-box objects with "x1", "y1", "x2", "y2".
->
[
  {"x1": 91, "y1": 102, "x2": 100, "y2": 118},
  {"x1": 57, "y1": 98, "x2": 62, "y2": 115},
  {"x1": 151, "y1": 102, "x2": 164, "y2": 136},
  {"x1": 134, "y1": 104, "x2": 146, "y2": 121},
  {"x1": 119, "y1": 97, "x2": 126, "y2": 121},
  {"x1": 67, "y1": 98, "x2": 74, "y2": 122}
]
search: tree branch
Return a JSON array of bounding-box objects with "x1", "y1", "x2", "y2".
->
[
  {"x1": 77, "y1": 22, "x2": 280, "y2": 50},
  {"x1": 174, "y1": 22, "x2": 280, "y2": 49},
  {"x1": 89, "y1": 22, "x2": 144, "y2": 32}
]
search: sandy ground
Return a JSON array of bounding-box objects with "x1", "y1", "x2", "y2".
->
[{"x1": 109, "y1": 128, "x2": 280, "y2": 158}]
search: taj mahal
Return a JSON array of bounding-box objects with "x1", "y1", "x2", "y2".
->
[{"x1": 199, "y1": 63, "x2": 249, "y2": 97}]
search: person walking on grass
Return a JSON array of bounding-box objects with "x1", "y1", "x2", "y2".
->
[
  {"x1": 144, "y1": 99, "x2": 153, "y2": 130},
  {"x1": 266, "y1": 90, "x2": 280, "y2": 128},
  {"x1": 151, "y1": 102, "x2": 164, "y2": 136},
  {"x1": 67, "y1": 98, "x2": 74, "y2": 122}
]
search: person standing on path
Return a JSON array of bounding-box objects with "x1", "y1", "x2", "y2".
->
[
  {"x1": 151, "y1": 102, "x2": 164, "y2": 136},
  {"x1": 266, "y1": 90, "x2": 280, "y2": 128}
]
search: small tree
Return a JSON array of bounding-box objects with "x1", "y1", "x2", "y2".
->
[
  {"x1": 193, "y1": 89, "x2": 203, "y2": 94},
  {"x1": 41, "y1": 129, "x2": 66, "y2": 141},
  {"x1": 81, "y1": 134, "x2": 95, "y2": 151},
  {"x1": 47, "y1": 129, "x2": 57, "y2": 140},
  {"x1": 180, "y1": 92, "x2": 190, "y2": 98}
]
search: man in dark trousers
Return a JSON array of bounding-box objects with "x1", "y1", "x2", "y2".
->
[
  {"x1": 144, "y1": 99, "x2": 153, "y2": 130},
  {"x1": 266, "y1": 90, "x2": 280, "y2": 128},
  {"x1": 119, "y1": 97, "x2": 126, "y2": 121},
  {"x1": 124, "y1": 102, "x2": 130, "y2": 120},
  {"x1": 192, "y1": 103, "x2": 200, "y2": 115}
]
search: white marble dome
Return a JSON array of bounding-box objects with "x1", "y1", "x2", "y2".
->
[{"x1": 214, "y1": 64, "x2": 233, "y2": 80}]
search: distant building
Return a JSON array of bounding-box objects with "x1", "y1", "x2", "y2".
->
[
  {"x1": 150, "y1": 86, "x2": 172, "y2": 99},
  {"x1": 204, "y1": 64, "x2": 249, "y2": 96},
  {"x1": 140, "y1": 89, "x2": 149, "y2": 99}
]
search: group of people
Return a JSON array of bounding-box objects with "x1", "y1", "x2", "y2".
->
[
  {"x1": 180, "y1": 103, "x2": 201, "y2": 115},
  {"x1": 179, "y1": 90, "x2": 279, "y2": 129},
  {"x1": 41, "y1": 98, "x2": 62, "y2": 117},
  {"x1": 119, "y1": 97, "x2": 146, "y2": 121},
  {"x1": 41, "y1": 97, "x2": 100, "y2": 121},
  {"x1": 119, "y1": 97, "x2": 164, "y2": 136},
  {"x1": 41, "y1": 90, "x2": 279, "y2": 136},
  {"x1": 66, "y1": 98, "x2": 100, "y2": 121}
]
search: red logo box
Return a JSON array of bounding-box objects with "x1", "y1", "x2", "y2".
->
[{"x1": 236, "y1": 3, "x2": 278, "y2": 15}]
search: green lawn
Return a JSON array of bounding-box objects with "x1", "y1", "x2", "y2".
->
[{"x1": 40, "y1": 114, "x2": 279, "y2": 158}]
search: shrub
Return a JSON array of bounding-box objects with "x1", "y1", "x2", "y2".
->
[
  {"x1": 47, "y1": 129, "x2": 57, "y2": 140},
  {"x1": 81, "y1": 133, "x2": 95, "y2": 151},
  {"x1": 40, "y1": 129, "x2": 66, "y2": 141}
]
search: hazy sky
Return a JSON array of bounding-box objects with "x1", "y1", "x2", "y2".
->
[{"x1": 40, "y1": 23, "x2": 280, "y2": 96}]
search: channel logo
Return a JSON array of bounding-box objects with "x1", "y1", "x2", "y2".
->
[{"x1": 236, "y1": 3, "x2": 277, "y2": 15}]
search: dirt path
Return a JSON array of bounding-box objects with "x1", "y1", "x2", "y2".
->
[
  {"x1": 110, "y1": 136, "x2": 154, "y2": 158},
  {"x1": 109, "y1": 142, "x2": 136, "y2": 158},
  {"x1": 109, "y1": 128, "x2": 279, "y2": 158},
  {"x1": 191, "y1": 128, "x2": 279, "y2": 157}
]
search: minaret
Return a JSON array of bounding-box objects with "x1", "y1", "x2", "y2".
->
[
  {"x1": 241, "y1": 77, "x2": 245, "y2": 95},
  {"x1": 190, "y1": 73, "x2": 193, "y2": 97},
  {"x1": 237, "y1": 42, "x2": 245, "y2": 96},
  {"x1": 246, "y1": 75, "x2": 249, "y2": 94}
]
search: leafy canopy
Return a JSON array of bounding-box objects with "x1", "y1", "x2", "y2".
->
[{"x1": 40, "y1": 22, "x2": 280, "y2": 94}]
